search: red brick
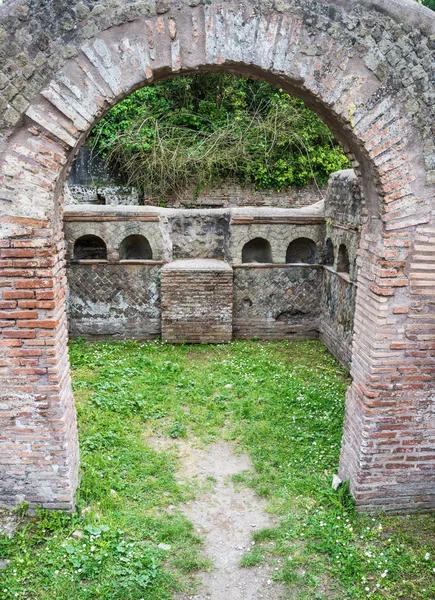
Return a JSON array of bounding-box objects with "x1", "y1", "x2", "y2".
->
[
  {"x1": 3, "y1": 330, "x2": 36, "y2": 339},
  {"x1": 17, "y1": 319, "x2": 59, "y2": 329},
  {"x1": 0, "y1": 301, "x2": 17, "y2": 309},
  {"x1": 7, "y1": 349, "x2": 43, "y2": 357},
  {"x1": 1, "y1": 249, "x2": 35, "y2": 258},
  {"x1": 15, "y1": 279, "x2": 54, "y2": 289},
  {"x1": 2, "y1": 290, "x2": 35, "y2": 300},
  {"x1": 0, "y1": 311, "x2": 38, "y2": 320}
]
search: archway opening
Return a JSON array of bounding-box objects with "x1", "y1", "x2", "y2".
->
[
  {"x1": 119, "y1": 234, "x2": 153, "y2": 260},
  {"x1": 73, "y1": 235, "x2": 107, "y2": 261},
  {"x1": 242, "y1": 238, "x2": 273, "y2": 263}
]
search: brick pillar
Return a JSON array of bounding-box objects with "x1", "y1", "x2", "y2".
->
[
  {"x1": 161, "y1": 259, "x2": 233, "y2": 344},
  {"x1": 339, "y1": 221, "x2": 435, "y2": 513},
  {"x1": 0, "y1": 216, "x2": 78, "y2": 510}
]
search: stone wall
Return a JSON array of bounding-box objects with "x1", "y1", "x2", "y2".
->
[
  {"x1": 67, "y1": 185, "x2": 140, "y2": 206},
  {"x1": 166, "y1": 210, "x2": 231, "y2": 261},
  {"x1": 320, "y1": 269, "x2": 357, "y2": 366},
  {"x1": 233, "y1": 265, "x2": 322, "y2": 340},
  {"x1": 64, "y1": 200, "x2": 358, "y2": 352},
  {"x1": 319, "y1": 170, "x2": 361, "y2": 364},
  {"x1": 325, "y1": 170, "x2": 361, "y2": 228},
  {"x1": 68, "y1": 263, "x2": 161, "y2": 340},
  {"x1": 154, "y1": 182, "x2": 323, "y2": 209}
]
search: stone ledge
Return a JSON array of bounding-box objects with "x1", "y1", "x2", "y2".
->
[
  {"x1": 162, "y1": 259, "x2": 233, "y2": 272},
  {"x1": 324, "y1": 265, "x2": 357, "y2": 285},
  {"x1": 233, "y1": 263, "x2": 323, "y2": 269}
]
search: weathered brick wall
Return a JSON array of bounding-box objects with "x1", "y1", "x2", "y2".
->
[
  {"x1": 0, "y1": 216, "x2": 78, "y2": 510},
  {"x1": 68, "y1": 263, "x2": 161, "y2": 340},
  {"x1": 161, "y1": 259, "x2": 233, "y2": 343},
  {"x1": 233, "y1": 265, "x2": 322, "y2": 340},
  {"x1": 0, "y1": 0, "x2": 434, "y2": 513},
  {"x1": 151, "y1": 182, "x2": 323, "y2": 209}
]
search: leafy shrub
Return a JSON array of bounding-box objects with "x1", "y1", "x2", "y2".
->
[{"x1": 89, "y1": 74, "x2": 350, "y2": 201}]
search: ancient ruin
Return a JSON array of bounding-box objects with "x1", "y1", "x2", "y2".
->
[{"x1": 0, "y1": 0, "x2": 434, "y2": 514}]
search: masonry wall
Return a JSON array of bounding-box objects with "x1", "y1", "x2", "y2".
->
[
  {"x1": 161, "y1": 260, "x2": 233, "y2": 344},
  {"x1": 167, "y1": 210, "x2": 231, "y2": 261},
  {"x1": 68, "y1": 263, "x2": 161, "y2": 340},
  {"x1": 320, "y1": 269, "x2": 357, "y2": 366},
  {"x1": 319, "y1": 170, "x2": 361, "y2": 365},
  {"x1": 63, "y1": 200, "x2": 359, "y2": 361},
  {"x1": 233, "y1": 265, "x2": 322, "y2": 340}
]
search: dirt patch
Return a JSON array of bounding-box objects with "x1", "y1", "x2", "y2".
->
[
  {"x1": 146, "y1": 435, "x2": 286, "y2": 599},
  {"x1": 0, "y1": 508, "x2": 20, "y2": 538}
]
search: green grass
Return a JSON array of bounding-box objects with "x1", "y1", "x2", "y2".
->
[{"x1": 1, "y1": 340, "x2": 434, "y2": 599}]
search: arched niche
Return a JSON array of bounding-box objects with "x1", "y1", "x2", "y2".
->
[
  {"x1": 242, "y1": 238, "x2": 273, "y2": 263},
  {"x1": 73, "y1": 235, "x2": 108, "y2": 261},
  {"x1": 337, "y1": 244, "x2": 350, "y2": 274},
  {"x1": 119, "y1": 235, "x2": 153, "y2": 260},
  {"x1": 323, "y1": 239, "x2": 335, "y2": 266},
  {"x1": 286, "y1": 237, "x2": 318, "y2": 264}
]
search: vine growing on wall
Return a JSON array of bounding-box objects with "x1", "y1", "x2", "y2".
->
[{"x1": 90, "y1": 74, "x2": 350, "y2": 201}]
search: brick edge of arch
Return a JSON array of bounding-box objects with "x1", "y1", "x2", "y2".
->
[{"x1": 0, "y1": 0, "x2": 434, "y2": 512}]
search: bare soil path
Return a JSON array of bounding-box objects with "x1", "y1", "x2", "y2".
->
[{"x1": 147, "y1": 436, "x2": 287, "y2": 600}]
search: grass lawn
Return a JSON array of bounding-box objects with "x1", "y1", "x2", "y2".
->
[{"x1": 1, "y1": 339, "x2": 434, "y2": 599}]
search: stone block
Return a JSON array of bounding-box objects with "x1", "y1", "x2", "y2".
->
[{"x1": 161, "y1": 259, "x2": 233, "y2": 344}]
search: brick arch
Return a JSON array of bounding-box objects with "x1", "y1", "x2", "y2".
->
[{"x1": 0, "y1": 0, "x2": 434, "y2": 512}]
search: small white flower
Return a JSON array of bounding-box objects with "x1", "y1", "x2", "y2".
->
[{"x1": 424, "y1": 552, "x2": 430, "y2": 561}]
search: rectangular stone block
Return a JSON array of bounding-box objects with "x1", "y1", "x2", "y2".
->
[{"x1": 161, "y1": 259, "x2": 233, "y2": 344}]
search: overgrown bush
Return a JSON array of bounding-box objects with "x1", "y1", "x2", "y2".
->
[{"x1": 90, "y1": 74, "x2": 350, "y2": 201}]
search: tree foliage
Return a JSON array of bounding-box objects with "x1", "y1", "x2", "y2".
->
[
  {"x1": 90, "y1": 74, "x2": 350, "y2": 201},
  {"x1": 417, "y1": 0, "x2": 435, "y2": 9}
]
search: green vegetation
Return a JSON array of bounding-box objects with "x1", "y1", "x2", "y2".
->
[
  {"x1": 1, "y1": 340, "x2": 435, "y2": 599},
  {"x1": 90, "y1": 74, "x2": 350, "y2": 200},
  {"x1": 416, "y1": 0, "x2": 435, "y2": 10}
]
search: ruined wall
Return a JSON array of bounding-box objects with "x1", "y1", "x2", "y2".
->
[
  {"x1": 68, "y1": 263, "x2": 161, "y2": 340},
  {"x1": 152, "y1": 182, "x2": 323, "y2": 209},
  {"x1": 63, "y1": 197, "x2": 358, "y2": 354},
  {"x1": 320, "y1": 170, "x2": 360, "y2": 365},
  {"x1": 67, "y1": 185, "x2": 140, "y2": 206},
  {"x1": 321, "y1": 269, "x2": 357, "y2": 366},
  {"x1": 233, "y1": 265, "x2": 322, "y2": 340}
]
